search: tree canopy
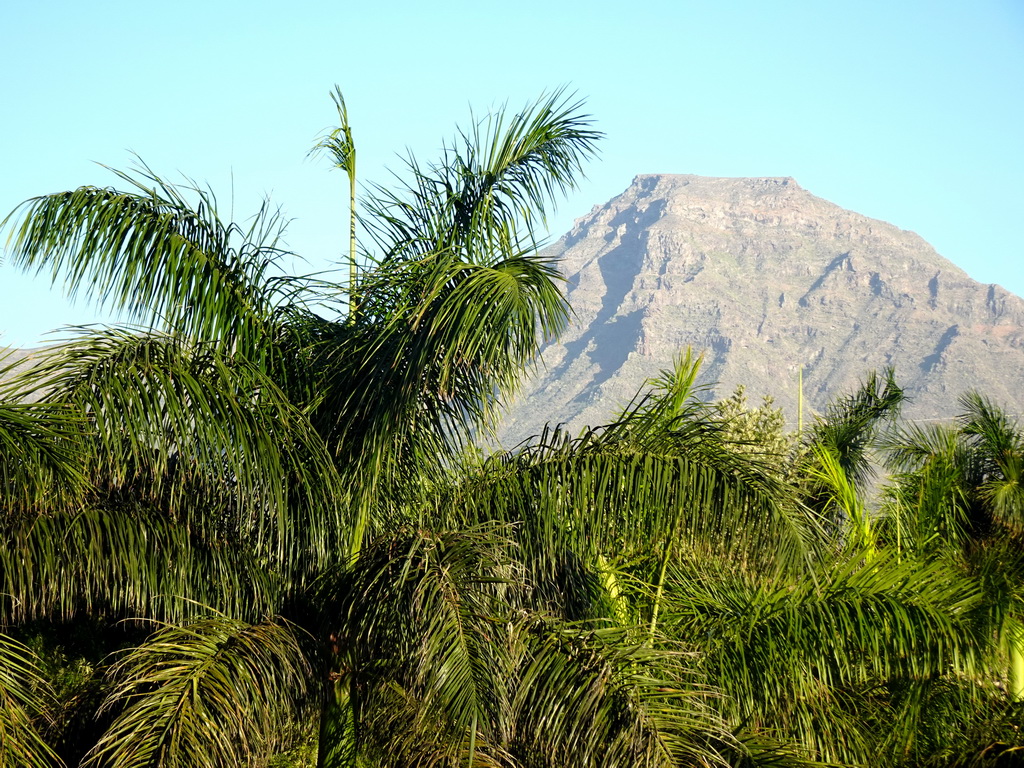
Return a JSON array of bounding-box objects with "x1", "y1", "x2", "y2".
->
[{"x1": 1, "y1": 89, "x2": 1022, "y2": 768}]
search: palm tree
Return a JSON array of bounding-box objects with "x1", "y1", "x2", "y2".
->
[
  {"x1": 2, "y1": 89, "x2": 711, "y2": 768},
  {"x1": 421, "y1": 358, "x2": 1004, "y2": 767},
  {"x1": 874, "y1": 393, "x2": 1024, "y2": 764},
  {"x1": 5, "y1": 87, "x2": 1020, "y2": 767}
]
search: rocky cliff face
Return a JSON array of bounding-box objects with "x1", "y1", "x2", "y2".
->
[{"x1": 498, "y1": 174, "x2": 1024, "y2": 444}]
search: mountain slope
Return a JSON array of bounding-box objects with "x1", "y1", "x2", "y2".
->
[{"x1": 498, "y1": 174, "x2": 1024, "y2": 444}]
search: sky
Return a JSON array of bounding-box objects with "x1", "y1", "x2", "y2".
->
[{"x1": 1, "y1": 0, "x2": 1022, "y2": 347}]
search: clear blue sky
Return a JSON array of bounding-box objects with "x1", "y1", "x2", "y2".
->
[{"x1": 2, "y1": 0, "x2": 1022, "y2": 347}]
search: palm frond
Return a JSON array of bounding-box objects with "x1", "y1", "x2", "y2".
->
[
  {"x1": 2, "y1": 159, "x2": 294, "y2": 348},
  {"x1": 804, "y1": 443, "x2": 872, "y2": 555},
  {"x1": 959, "y1": 392, "x2": 1024, "y2": 536},
  {"x1": 807, "y1": 368, "x2": 903, "y2": 491},
  {"x1": 876, "y1": 675, "x2": 1024, "y2": 767},
  {"x1": 605, "y1": 348, "x2": 711, "y2": 444},
  {"x1": 428, "y1": 358, "x2": 813, "y2": 621},
  {"x1": 310, "y1": 87, "x2": 356, "y2": 176},
  {"x1": 0, "y1": 632, "x2": 64, "y2": 768},
  {"x1": 0, "y1": 504, "x2": 281, "y2": 625},
  {"x1": 84, "y1": 616, "x2": 310, "y2": 768},
  {"x1": 878, "y1": 423, "x2": 974, "y2": 554},
  {"x1": 662, "y1": 552, "x2": 984, "y2": 763},
  {"x1": 305, "y1": 247, "x2": 571, "y2": 558},
  {"x1": 879, "y1": 394, "x2": 1024, "y2": 550},
  {"x1": 363, "y1": 89, "x2": 601, "y2": 263},
  {"x1": 509, "y1": 622, "x2": 728, "y2": 768},
  {"x1": 320, "y1": 526, "x2": 519, "y2": 746},
  {"x1": 5, "y1": 330, "x2": 344, "y2": 580},
  {"x1": 0, "y1": 395, "x2": 88, "y2": 520},
  {"x1": 310, "y1": 85, "x2": 359, "y2": 316}
]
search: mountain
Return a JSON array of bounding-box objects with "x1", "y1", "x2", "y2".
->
[
  {"x1": 0, "y1": 347, "x2": 46, "y2": 400},
  {"x1": 497, "y1": 174, "x2": 1024, "y2": 444},
  {"x1": 0, "y1": 347, "x2": 38, "y2": 374}
]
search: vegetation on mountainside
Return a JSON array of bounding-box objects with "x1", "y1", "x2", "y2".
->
[{"x1": 0, "y1": 90, "x2": 1022, "y2": 768}]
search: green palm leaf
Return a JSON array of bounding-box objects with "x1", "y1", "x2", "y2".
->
[
  {"x1": 430, "y1": 356, "x2": 813, "y2": 624},
  {"x1": 662, "y1": 553, "x2": 983, "y2": 764},
  {"x1": 322, "y1": 527, "x2": 730, "y2": 768},
  {"x1": 1, "y1": 505, "x2": 280, "y2": 625},
  {"x1": 363, "y1": 90, "x2": 600, "y2": 264},
  {"x1": 2, "y1": 160, "x2": 294, "y2": 350},
  {"x1": 960, "y1": 392, "x2": 1024, "y2": 536},
  {"x1": 806, "y1": 368, "x2": 903, "y2": 492},
  {"x1": 6, "y1": 330, "x2": 344, "y2": 577},
  {"x1": 0, "y1": 632, "x2": 64, "y2": 768},
  {"x1": 321, "y1": 526, "x2": 517, "y2": 741},
  {"x1": 0, "y1": 396, "x2": 87, "y2": 520},
  {"x1": 510, "y1": 622, "x2": 728, "y2": 768},
  {"x1": 84, "y1": 616, "x2": 310, "y2": 768}
]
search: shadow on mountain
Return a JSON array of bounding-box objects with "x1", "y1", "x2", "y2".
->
[{"x1": 550, "y1": 200, "x2": 665, "y2": 384}]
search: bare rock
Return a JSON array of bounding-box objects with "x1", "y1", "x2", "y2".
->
[{"x1": 499, "y1": 174, "x2": 1024, "y2": 443}]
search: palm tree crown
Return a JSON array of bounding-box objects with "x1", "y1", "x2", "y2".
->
[{"x1": 2, "y1": 88, "x2": 1023, "y2": 768}]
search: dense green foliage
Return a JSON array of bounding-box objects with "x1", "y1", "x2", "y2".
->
[{"x1": 1, "y1": 91, "x2": 1022, "y2": 768}]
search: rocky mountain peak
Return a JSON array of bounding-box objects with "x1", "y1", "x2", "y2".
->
[{"x1": 499, "y1": 174, "x2": 1024, "y2": 444}]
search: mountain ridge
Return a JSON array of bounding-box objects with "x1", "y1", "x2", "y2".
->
[{"x1": 497, "y1": 174, "x2": 1024, "y2": 444}]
